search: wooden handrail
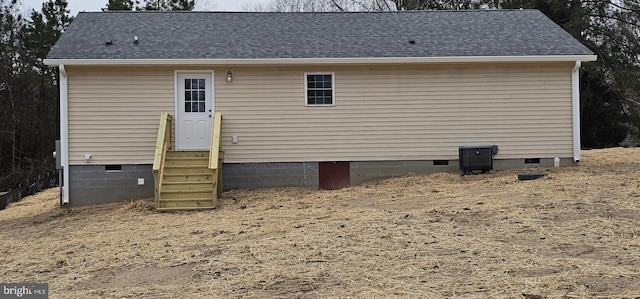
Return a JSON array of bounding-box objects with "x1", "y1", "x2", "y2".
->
[
  {"x1": 209, "y1": 112, "x2": 222, "y2": 170},
  {"x1": 153, "y1": 112, "x2": 172, "y2": 171},
  {"x1": 153, "y1": 113, "x2": 171, "y2": 208}
]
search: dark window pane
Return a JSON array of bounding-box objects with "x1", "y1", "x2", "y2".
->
[
  {"x1": 308, "y1": 75, "x2": 317, "y2": 88},
  {"x1": 185, "y1": 91, "x2": 191, "y2": 101},
  {"x1": 191, "y1": 102, "x2": 199, "y2": 112},
  {"x1": 191, "y1": 79, "x2": 198, "y2": 89},
  {"x1": 321, "y1": 91, "x2": 328, "y2": 104},
  {"x1": 198, "y1": 102, "x2": 205, "y2": 112},
  {"x1": 307, "y1": 90, "x2": 315, "y2": 104},
  {"x1": 185, "y1": 102, "x2": 191, "y2": 112},
  {"x1": 325, "y1": 75, "x2": 333, "y2": 88},
  {"x1": 198, "y1": 79, "x2": 205, "y2": 89},
  {"x1": 184, "y1": 79, "x2": 191, "y2": 90},
  {"x1": 198, "y1": 91, "x2": 206, "y2": 101}
]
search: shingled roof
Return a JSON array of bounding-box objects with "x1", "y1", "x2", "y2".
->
[{"x1": 46, "y1": 10, "x2": 594, "y2": 61}]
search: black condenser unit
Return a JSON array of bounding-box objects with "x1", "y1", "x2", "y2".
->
[{"x1": 459, "y1": 145, "x2": 498, "y2": 174}]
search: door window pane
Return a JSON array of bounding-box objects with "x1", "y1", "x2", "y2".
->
[{"x1": 184, "y1": 77, "x2": 206, "y2": 113}]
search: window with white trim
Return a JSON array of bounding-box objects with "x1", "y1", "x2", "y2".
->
[{"x1": 305, "y1": 73, "x2": 334, "y2": 106}]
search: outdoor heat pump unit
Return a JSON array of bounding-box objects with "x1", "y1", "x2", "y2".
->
[{"x1": 459, "y1": 145, "x2": 498, "y2": 174}]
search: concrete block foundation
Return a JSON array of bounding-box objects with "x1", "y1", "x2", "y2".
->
[
  {"x1": 68, "y1": 164, "x2": 154, "y2": 206},
  {"x1": 222, "y1": 162, "x2": 319, "y2": 190},
  {"x1": 67, "y1": 158, "x2": 575, "y2": 205}
]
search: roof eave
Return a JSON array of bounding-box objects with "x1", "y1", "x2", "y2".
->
[{"x1": 43, "y1": 55, "x2": 598, "y2": 66}]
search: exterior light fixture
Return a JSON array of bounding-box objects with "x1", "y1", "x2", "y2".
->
[{"x1": 225, "y1": 70, "x2": 233, "y2": 83}]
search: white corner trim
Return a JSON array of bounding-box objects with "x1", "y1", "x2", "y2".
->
[
  {"x1": 59, "y1": 64, "x2": 70, "y2": 205},
  {"x1": 572, "y1": 61, "x2": 581, "y2": 162},
  {"x1": 43, "y1": 55, "x2": 598, "y2": 66}
]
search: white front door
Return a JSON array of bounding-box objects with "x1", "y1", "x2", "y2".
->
[{"x1": 176, "y1": 72, "x2": 213, "y2": 150}]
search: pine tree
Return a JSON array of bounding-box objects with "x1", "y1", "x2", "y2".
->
[
  {"x1": 103, "y1": 0, "x2": 195, "y2": 11},
  {"x1": 103, "y1": 0, "x2": 135, "y2": 11},
  {"x1": 0, "y1": 0, "x2": 27, "y2": 188},
  {"x1": 23, "y1": 0, "x2": 73, "y2": 72},
  {"x1": 143, "y1": 0, "x2": 195, "y2": 11},
  {"x1": 0, "y1": 0, "x2": 73, "y2": 189}
]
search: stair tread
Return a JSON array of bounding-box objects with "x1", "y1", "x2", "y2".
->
[
  {"x1": 163, "y1": 173, "x2": 211, "y2": 176},
  {"x1": 163, "y1": 179, "x2": 212, "y2": 183},
  {"x1": 163, "y1": 168, "x2": 211, "y2": 171},
  {"x1": 167, "y1": 151, "x2": 209, "y2": 153},
  {"x1": 163, "y1": 177, "x2": 211, "y2": 180},
  {"x1": 162, "y1": 176, "x2": 212, "y2": 180},
  {"x1": 161, "y1": 185, "x2": 213, "y2": 193},
  {"x1": 163, "y1": 173, "x2": 210, "y2": 176},
  {"x1": 166, "y1": 151, "x2": 210, "y2": 158},
  {"x1": 161, "y1": 190, "x2": 213, "y2": 195},
  {"x1": 162, "y1": 180, "x2": 213, "y2": 185},
  {"x1": 163, "y1": 170, "x2": 211, "y2": 174},
  {"x1": 158, "y1": 197, "x2": 214, "y2": 201},
  {"x1": 156, "y1": 206, "x2": 216, "y2": 211}
]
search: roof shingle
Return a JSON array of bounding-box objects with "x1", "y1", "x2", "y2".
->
[{"x1": 47, "y1": 10, "x2": 593, "y2": 60}]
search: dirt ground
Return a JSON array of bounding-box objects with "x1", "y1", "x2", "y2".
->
[{"x1": 1, "y1": 148, "x2": 639, "y2": 298}]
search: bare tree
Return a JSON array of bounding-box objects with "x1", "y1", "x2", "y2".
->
[
  {"x1": 194, "y1": 0, "x2": 217, "y2": 11},
  {"x1": 244, "y1": 0, "x2": 397, "y2": 12}
]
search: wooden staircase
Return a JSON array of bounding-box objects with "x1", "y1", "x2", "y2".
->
[
  {"x1": 153, "y1": 112, "x2": 223, "y2": 211},
  {"x1": 158, "y1": 151, "x2": 215, "y2": 209}
]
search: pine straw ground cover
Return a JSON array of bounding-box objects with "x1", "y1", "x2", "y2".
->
[{"x1": 1, "y1": 148, "x2": 640, "y2": 299}]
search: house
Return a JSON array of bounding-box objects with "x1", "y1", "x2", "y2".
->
[{"x1": 44, "y1": 10, "x2": 596, "y2": 208}]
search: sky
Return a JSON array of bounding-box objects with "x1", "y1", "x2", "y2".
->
[{"x1": 20, "y1": 0, "x2": 271, "y2": 15}]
